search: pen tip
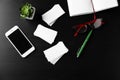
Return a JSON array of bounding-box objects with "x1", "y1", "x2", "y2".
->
[{"x1": 77, "y1": 55, "x2": 79, "y2": 58}]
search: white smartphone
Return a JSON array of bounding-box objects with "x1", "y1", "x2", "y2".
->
[{"x1": 5, "y1": 26, "x2": 35, "y2": 58}]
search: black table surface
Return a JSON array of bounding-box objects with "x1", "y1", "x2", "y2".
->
[{"x1": 0, "y1": 0, "x2": 120, "y2": 80}]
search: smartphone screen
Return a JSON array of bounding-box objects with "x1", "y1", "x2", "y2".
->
[{"x1": 8, "y1": 29, "x2": 32, "y2": 54}]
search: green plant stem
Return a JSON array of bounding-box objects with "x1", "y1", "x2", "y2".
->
[{"x1": 77, "y1": 29, "x2": 93, "y2": 58}]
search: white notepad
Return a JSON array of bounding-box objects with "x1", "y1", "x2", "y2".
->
[
  {"x1": 33, "y1": 24, "x2": 58, "y2": 44},
  {"x1": 67, "y1": 0, "x2": 118, "y2": 17},
  {"x1": 42, "y1": 4, "x2": 65, "y2": 26},
  {"x1": 43, "y1": 41, "x2": 69, "y2": 65}
]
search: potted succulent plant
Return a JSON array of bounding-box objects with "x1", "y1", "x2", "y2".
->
[{"x1": 20, "y1": 3, "x2": 36, "y2": 20}]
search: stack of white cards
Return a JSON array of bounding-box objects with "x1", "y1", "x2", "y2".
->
[
  {"x1": 43, "y1": 41, "x2": 68, "y2": 65},
  {"x1": 67, "y1": 0, "x2": 118, "y2": 17},
  {"x1": 33, "y1": 24, "x2": 58, "y2": 44},
  {"x1": 42, "y1": 4, "x2": 65, "y2": 26}
]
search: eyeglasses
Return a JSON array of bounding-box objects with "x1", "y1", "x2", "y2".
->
[{"x1": 74, "y1": 18, "x2": 103, "y2": 34}]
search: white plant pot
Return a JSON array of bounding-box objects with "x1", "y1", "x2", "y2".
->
[{"x1": 21, "y1": 7, "x2": 36, "y2": 20}]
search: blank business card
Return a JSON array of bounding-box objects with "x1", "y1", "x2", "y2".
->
[
  {"x1": 33, "y1": 24, "x2": 58, "y2": 44},
  {"x1": 42, "y1": 4, "x2": 65, "y2": 26},
  {"x1": 43, "y1": 41, "x2": 69, "y2": 65}
]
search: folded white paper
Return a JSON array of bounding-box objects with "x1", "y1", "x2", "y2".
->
[
  {"x1": 33, "y1": 24, "x2": 58, "y2": 44},
  {"x1": 42, "y1": 4, "x2": 65, "y2": 26},
  {"x1": 67, "y1": 0, "x2": 118, "y2": 17},
  {"x1": 43, "y1": 41, "x2": 69, "y2": 65}
]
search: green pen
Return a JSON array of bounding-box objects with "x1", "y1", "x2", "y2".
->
[{"x1": 77, "y1": 29, "x2": 93, "y2": 58}]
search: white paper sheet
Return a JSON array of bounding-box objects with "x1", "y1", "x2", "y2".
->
[
  {"x1": 43, "y1": 41, "x2": 69, "y2": 65},
  {"x1": 93, "y1": 0, "x2": 118, "y2": 12},
  {"x1": 33, "y1": 24, "x2": 58, "y2": 44},
  {"x1": 67, "y1": 0, "x2": 118, "y2": 17},
  {"x1": 67, "y1": 0, "x2": 93, "y2": 17},
  {"x1": 42, "y1": 4, "x2": 65, "y2": 26}
]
